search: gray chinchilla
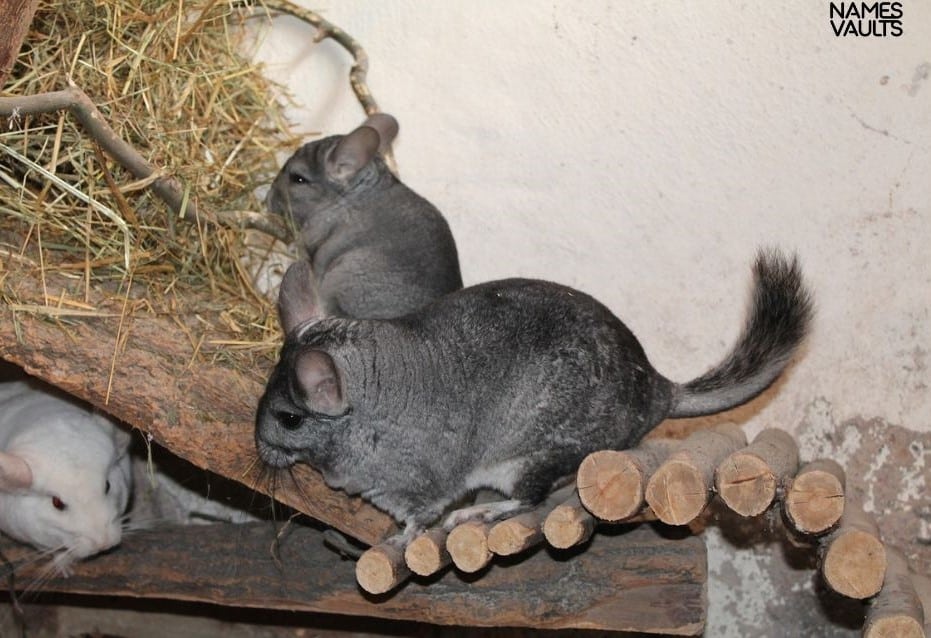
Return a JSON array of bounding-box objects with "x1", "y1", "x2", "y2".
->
[
  {"x1": 265, "y1": 113, "x2": 462, "y2": 319},
  {"x1": 255, "y1": 249, "x2": 812, "y2": 541}
]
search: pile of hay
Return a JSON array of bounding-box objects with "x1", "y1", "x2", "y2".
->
[{"x1": 0, "y1": 0, "x2": 304, "y2": 372}]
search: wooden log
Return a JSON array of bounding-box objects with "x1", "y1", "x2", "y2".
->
[
  {"x1": 862, "y1": 547, "x2": 925, "y2": 638},
  {"x1": 446, "y1": 522, "x2": 493, "y2": 573},
  {"x1": 784, "y1": 458, "x2": 846, "y2": 535},
  {"x1": 911, "y1": 573, "x2": 931, "y2": 636},
  {"x1": 0, "y1": 269, "x2": 396, "y2": 546},
  {"x1": 0, "y1": 0, "x2": 41, "y2": 88},
  {"x1": 487, "y1": 511, "x2": 545, "y2": 556},
  {"x1": 820, "y1": 504, "x2": 887, "y2": 599},
  {"x1": 356, "y1": 541, "x2": 410, "y2": 595},
  {"x1": 0, "y1": 520, "x2": 708, "y2": 634},
  {"x1": 404, "y1": 528, "x2": 450, "y2": 577},
  {"x1": 577, "y1": 439, "x2": 677, "y2": 522},
  {"x1": 543, "y1": 493, "x2": 596, "y2": 549},
  {"x1": 715, "y1": 428, "x2": 799, "y2": 517},
  {"x1": 645, "y1": 423, "x2": 748, "y2": 526}
]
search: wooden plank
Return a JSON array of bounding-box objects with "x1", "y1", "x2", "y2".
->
[
  {"x1": 0, "y1": 521, "x2": 707, "y2": 634},
  {"x1": 0, "y1": 267, "x2": 396, "y2": 545}
]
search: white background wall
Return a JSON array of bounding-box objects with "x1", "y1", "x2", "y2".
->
[{"x1": 251, "y1": 2, "x2": 929, "y2": 635}]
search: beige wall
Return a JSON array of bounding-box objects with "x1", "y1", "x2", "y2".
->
[{"x1": 253, "y1": 2, "x2": 930, "y2": 635}]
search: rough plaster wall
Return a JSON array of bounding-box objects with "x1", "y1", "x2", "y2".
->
[{"x1": 251, "y1": 2, "x2": 930, "y2": 635}]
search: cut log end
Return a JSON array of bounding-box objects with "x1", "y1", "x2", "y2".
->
[
  {"x1": 644, "y1": 460, "x2": 709, "y2": 526},
  {"x1": 446, "y1": 522, "x2": 492, "y2": 573},
  {"x1": 784, "y1": 460, "x2": 846, "y2": 535},
  {"x1": 715, "y1": 453, "x2": 777, "y2": 517},
  {"x1": 487, "y1": 514, "x2": 543, "y2": 556},
  {"x1": 863, "y1": 547, "x2": 926, "y2": 638},
  {"x1": 577, "y1": 449, "x2": 645, "y2": 522},
  {"x1": 404, "y1": 529, "x2": 450, "y2": 577},
  {"x1": 356, "y1": 543, "x2": 410, "y2": 595},
  {"x1": 543, "y1": 497, "x2": 595, "y2": 549},
  {"x1": 863, "y1": 617, "x2": 925, "y2": 638}
]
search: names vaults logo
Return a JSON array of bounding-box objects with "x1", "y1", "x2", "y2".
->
[{"x1": 830, "y1": 2, "x2": 904, "y2": 37}]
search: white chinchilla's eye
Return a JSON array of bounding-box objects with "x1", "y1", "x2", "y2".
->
[
  {"x1": 105, "y1": 480, "x2": 111, "y2": 495},
  {"x1": 51, "y1": 496, "x2": 67, "y2": 511}
]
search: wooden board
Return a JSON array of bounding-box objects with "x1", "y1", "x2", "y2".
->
[
  {"x1": 0, "y1": 267, "x2": 396, "y2": 545},
  {"x1": 0, "y1": 521, "x2": 707, "y2": 634}
]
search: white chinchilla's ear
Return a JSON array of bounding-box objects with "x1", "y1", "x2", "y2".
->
[
  {"x1": 295, "y1": 350, "x2": 346, "y2": 417},
  {"x1": 325, "y1": 125, "x2": 381, "y2": 184},
  {"x1": 0, "y1": 451, "x2": 33, "y2": 492}
]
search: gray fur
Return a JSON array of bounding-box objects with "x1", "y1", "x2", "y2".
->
[
  {"x1": 266, "y1": 114, "x2": 462, "y2": 319},
  {"x1": 256, "y1": 249, "x2": 812, "y2": 535}
]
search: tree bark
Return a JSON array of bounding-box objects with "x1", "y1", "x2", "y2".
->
[
  {"x1": 0, "y1": 0, "x2": 40, "y2": 89},
  {"x1": 0, "y1": 268, "x2": 396, "y2": 545}
]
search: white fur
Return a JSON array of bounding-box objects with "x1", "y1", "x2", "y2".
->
[{"x1": 0, "y1": 380, "x2": 131, "y2": 572}]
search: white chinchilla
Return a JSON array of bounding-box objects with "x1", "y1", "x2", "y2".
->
[{"x1": 0, "y1": 379, "x2": 132, "y2": 573}]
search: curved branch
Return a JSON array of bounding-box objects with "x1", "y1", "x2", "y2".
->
[
  {"x1": 242, "y1": 1, "x2": 399, "y2": 174},
  {"x1": 246, "y1": 0, "x2": 379, "y2": 115}
]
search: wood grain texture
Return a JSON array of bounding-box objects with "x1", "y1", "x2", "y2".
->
[
  {"x1": 0, "y1": 521, "x2": 707, "y2": 634},
  {"x1": 0, "y1": 268, "x2": 396, "y2": 545}
]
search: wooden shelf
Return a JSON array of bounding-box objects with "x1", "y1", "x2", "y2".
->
[{"x1": 0, "y1": 521, "x2": 706, "y2": 634}]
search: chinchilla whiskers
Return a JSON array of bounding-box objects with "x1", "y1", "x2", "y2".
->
[
  {"x1": 18, "y1": 544, "x2": 76, "y2": 596},
  {"x1": 285, "y1": 466, "x2": 317, "y2": 519}
]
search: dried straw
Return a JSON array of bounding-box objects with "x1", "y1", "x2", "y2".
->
[{"x1": 0, "y1": 0, "x2": 304, "y2": 374}]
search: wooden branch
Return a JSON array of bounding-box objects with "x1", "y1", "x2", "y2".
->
[
  {"x1": 783, "y1": 458, "x2": 846, "y2": 535},
  {"x1": 486, "y1": 484, "x2": 576, "y2": 556},
  {"x1": 645, "y1": 423, "x2": 748, "y2": 526},
  {"x1": 543, "y1": 493, "x2": 596, "y2": 549},
  {"x1": 356, "y1": 540, "x2": 410, "y2": 596},
  {"x1": 577, "y1": 439, "x2": 677, "y2": 522},
  {"x1": 0, "y1": 0, "x2": 40, "y2": 89},
  {"x1": 911, "y1": 573, "x2": 931, "y2": 636},
  {"x1": 247, "y1": 0, "x2": 379, "y2": 116},
  {"x1": 715, "y1": 428, "x2": 799, "y2": 517},
  {"x1": 446, "y1": 521, "x2": 493, "y2": 573},
  {"x1": 242, "y1": 0, "x2": 399, "y2": 174},
  {"x1": 0, "y1": 86, "x2": 291, "y2": 243},
  {"x1": 862, "y1": 547, "x2": 925, "y2": 638},
  {"x1": 487, "y1": 511, "x2": 546, "y2": 556},
  {"x1": 0, "y1": 521, "x2": 707, "y2": 634},
  {"x1": 0, "y1": 268, "x2": 396, "y2": 546},
  {"x1": 404, "y1": 528, "x2": 450, "y2": 576},
  {"x1": 820, "y1": 504, "x2": 887, "y2": 599}
]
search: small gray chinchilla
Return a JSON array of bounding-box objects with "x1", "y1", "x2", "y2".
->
[
  {"x1": 265, "y1": 113, "x2": 462, "y2": 319},
  {"x1": 0, "y1": 379, "x2": 132, "y2": 573},
  {"x1": 255, "y1": 249, "x2": 812, "y2": 541}
]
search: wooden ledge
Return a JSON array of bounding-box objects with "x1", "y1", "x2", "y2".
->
[
  {"x1": 0, "y1": 267, "x2": 396, "y2": 545},
  {"x1": 1, "y1": 521, "x2": 706, "y2": 634}
]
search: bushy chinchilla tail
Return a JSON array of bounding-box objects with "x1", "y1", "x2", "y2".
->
[{"x1": 667, "y1": 248, "x2": 813, "y2": 419}]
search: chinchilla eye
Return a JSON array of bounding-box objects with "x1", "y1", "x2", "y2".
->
[
  {"x1": 289, "y1": 172, "x2": 308, "y2": 184},
  {"x1": 52, "y1": 496, "x2": 67, "y2": 511},
  {"x1": 277, "y1": 411, "x2": 303, "y2": 431},
  {"x1": 105, "y1": 480, "x2": 111, "y2": 495}
]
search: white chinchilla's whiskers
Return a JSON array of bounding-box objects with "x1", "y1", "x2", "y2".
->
[{"x1": 22, "y1": 545, "x2": 75, "y2": 596}]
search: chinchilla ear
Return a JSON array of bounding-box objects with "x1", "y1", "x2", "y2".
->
[
  {"x1": 278, "y1": 261, "x2": 323, "y2": 334},
  {"x1": 326, "y1": 125, "x2": 380, "y2": 183},
  {"x1": 360, "y1": 112, "x2": 399, "y2": 154},
  {"x1": 294, "y1": 350, "x2": 346, "y2": 416},
  {"x1": 0, "y1": 451, "x2": 33, "y2": 492}
]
